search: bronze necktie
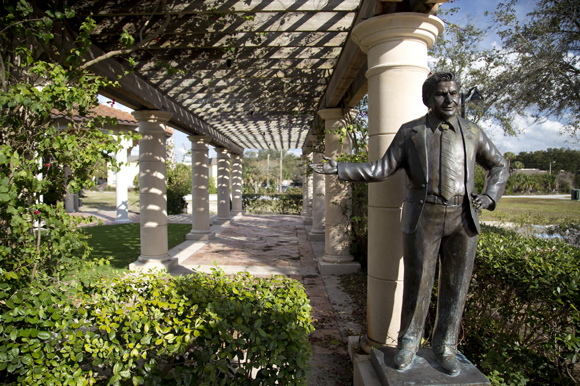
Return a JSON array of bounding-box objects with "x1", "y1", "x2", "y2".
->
[{"x1": 440, "y1": 123, "x2": 456, "y2": 201}]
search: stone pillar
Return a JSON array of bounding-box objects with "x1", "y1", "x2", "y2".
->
[
  {"x1": 186, "y1": 135, "x2": 215, "y2": 240},
  {"x1": 351, "y1": 13, "x2": 443, "y2": 348},
  {"x1": 301, "y1": 153, "x2": 313, "y2": 225},
  {"x1": 301, "y1": 156, "x2": 309, "y2": 216},
  {"x1": 319, "y1": 108, "x2": 354, "y2": 264},
  {"x1": 309, "y1": 147, "x2": 326, "y2": 241},
  {"x1": 64, "y1": 166, "x2": 75, "y2": 213},
  {"x1": 129, "y1": 110, "x2": 174, "y2": 271},
  {"x1": 114, "y1": 136, "x2": 133, "y2": 224},
  {"x1": 231, "y1": 153, "x2": 243, "y2": 216},
  {"x1": 214, "y1": 147, "x2": 231, "y2": 224}
]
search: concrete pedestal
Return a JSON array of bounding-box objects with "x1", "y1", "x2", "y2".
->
[
  {"x1": 351, "y1": 13, "x2": 444, "y2": 348},
  {"x1": 131, "y1": 110, "x2": 173, "y2": 270},
  {"x1": 349, "y1": 337, "x2": 489, "y2": 386},
  {"x1": 214, "y1": 147, "x2": 231, "y2": 224},
  {"x1": 231, "y1": 153, "x2": 243, "y2": 217},
  {"x1": 309, "y1": 148, "x2": 326, "y2": 241},
  {"x1": 186, "y1": 135, "x2": 215, "y2": 241}
]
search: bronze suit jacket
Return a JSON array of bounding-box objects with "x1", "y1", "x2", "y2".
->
[{"x1": 337, "y1": 114, "x2": 509, "y2": 235}]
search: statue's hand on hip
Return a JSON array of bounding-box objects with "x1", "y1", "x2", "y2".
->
[
  {"x1": 310, "y1": 155, "x2": 338, "y2": 175},
  {"x1": 471, "y1": 193, "x2": 492, "y2": 211}
]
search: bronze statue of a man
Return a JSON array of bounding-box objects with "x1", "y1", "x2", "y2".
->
[{"x1": 311, "y1": 72, "x2": 508, "y2": 375}]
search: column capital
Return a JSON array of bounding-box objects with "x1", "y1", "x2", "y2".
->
[
  {"x1": 187, "y1": 135, "x2": 212, "y2": 144},
  {"x1": 215, "y1": 147, "x2": 231, "y2": 158},
  {"x1": 352, "y1": 13, "x2": 443, "y2": 54},
  {"x1": 231, "y1": 153, "x2": 243, "y2": 159},
  {"x1": 132, "y1": 110, "x2": 173, "y2": 124},
  {"x1": 317, "y1": 108, "x2": 344, "y2": 121}
]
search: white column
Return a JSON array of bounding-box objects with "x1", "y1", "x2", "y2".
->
[
  {"x1": 301, "y1": 156, "x2": 309, "y2": 216},
  {"x1": 231, "y1": 153, "x2": 243, "y2": 216},
  {"x1": 186, "y1": 135, "x2": 215, "y2": 240},
  {"x1": 129, "y1": 110, "x2": 174, "y2": 271},
  {"x1": 309, "y1": 148, "x2": 326, "y2": 241},
  {"x1": 114, "y1": 136, "x2": 132, "y2": 224},
  {"x1": 301, "y1": 153, "x2": 313, "y2": 225},
  {"x1": 351, "y1": 13, "x2": 443, "y2": 348},
  {"x1": 214, "y1": 147, "x2": 231, "y2": 224},
  {"x1": 319, "y1": 108, "x2": 354, "y2": 263},
  {"x1": 64, "y1": 166, "x2": 75, "y2": 213}
]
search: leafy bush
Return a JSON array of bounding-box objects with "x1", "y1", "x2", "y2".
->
[
  {"x1": 209, "y1": 177, "x2": 217, "y2": 194},
  {"x1": 0, "y1": 270, "x2": 314, "y2": 385},
  {"x1": 166, "y1": 164, "x2": 191, "y2": 215},
  {"x1": 242, "y1": 194, "x2": 302, "y2": 215},
  {"x1": 456, "y1": 225, "x2": 580, "y2": 385}
]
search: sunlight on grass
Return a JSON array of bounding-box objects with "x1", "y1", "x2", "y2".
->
[
  {"x1": 80, "y1": 190, "x2": 140, "y2": 212},
  {"x1": 76, "y1": 223, "x2": 191, "y2": 279},
  {"x1": 480, "y1": 197, "x2": 580, "y2": 225}
]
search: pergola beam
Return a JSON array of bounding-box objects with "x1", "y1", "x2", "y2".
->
[{"x1": 61, "y1": 35, "x2": 244, "y2": 154}]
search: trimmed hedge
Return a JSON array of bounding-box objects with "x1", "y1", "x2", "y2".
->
[
  {"x1": 0, "y1": 270, "x2": 313, "y2": 385},
  {"x1": 458, "y1": 225, "x2": 580, "y2": 385},
  {"x1": 242, "y1": 194, "x2": 302, "y2": 215}
]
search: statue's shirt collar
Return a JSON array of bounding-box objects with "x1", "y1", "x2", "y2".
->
[{"x1": 427, "y1": 113, "x2": 459, "y2": 133}]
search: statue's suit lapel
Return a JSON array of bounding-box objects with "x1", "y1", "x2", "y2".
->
[{"x1": 411, "y1": 116, "x2": 428, "y2": 181}]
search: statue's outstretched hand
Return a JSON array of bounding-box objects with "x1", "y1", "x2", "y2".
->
[{"x1": 310, "y1": 155, "x2": 338, "y2": 175}]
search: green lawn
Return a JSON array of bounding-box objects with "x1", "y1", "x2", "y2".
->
[
  {"x1": 77, "y1": 223, "x2": 192, "y2": 278},
  {"x1": 80, "y1": 190, "x2": 140, "y2": 212},
  {"x1": 480, "y1": 197, "x2": 580, "y2": 225}
]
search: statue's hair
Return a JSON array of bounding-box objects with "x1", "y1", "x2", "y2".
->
[{"x1": 422, "y1": 72, "x2": 461, "y2": 107}]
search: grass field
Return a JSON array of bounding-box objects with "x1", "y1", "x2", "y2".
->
[
  {"x1": 76, "y1": 223, "x2": 191, "y2": 278},
  {"x1": 479, "y1": 197, "x2": 580, "y2": 225},
  {"x1": 80, "y1": 190, "x2": 140, "y2": 212}
]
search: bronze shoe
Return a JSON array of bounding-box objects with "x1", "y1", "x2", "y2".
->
[
  {"x1": 393, "y1": 348, "x2": 415, "y2": 370},
  {"x1": 435, "y1": 353, "x2": 460, "y2": 375}
]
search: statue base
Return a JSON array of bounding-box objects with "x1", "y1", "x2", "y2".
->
[{"x1": 370, "y1": 347, "x2": 490, "y2": 386}]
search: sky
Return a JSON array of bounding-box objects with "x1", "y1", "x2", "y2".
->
[
  {"x1": 100, "y1": 0, "x2": 578, "y2": 159},
  {"x1": 438, "y1": 0, "x2": 579, "y2": 154}
]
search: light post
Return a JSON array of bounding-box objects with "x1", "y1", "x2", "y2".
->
[{"x1": 461, "y1": 87, "x2": 484, "y2": 119}]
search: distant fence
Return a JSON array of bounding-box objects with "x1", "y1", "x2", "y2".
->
[{"x1": 242, "y1": 194, "x2": 302, "y2": 215}]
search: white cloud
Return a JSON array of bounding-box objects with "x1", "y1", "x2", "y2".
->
[{"x1": 482, "y1": 115, "x2": 580, "y2": 154}]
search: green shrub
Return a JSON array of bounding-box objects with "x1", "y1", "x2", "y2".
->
[
  {"x1": 167, "y1": 164, "x2": 191, "y2": 215},
  {"x1": 209, "y1": 177, "x2": 217, "y2": 194},
  {"x1": 242, "y1": 194, "x2": 302, "y2": 215},
  {"x1": 457, "y1": 225, "x2": 580, "y2": 385},
  {"x1": 0, "y1": 270, "x2": 314, "y2": 385}
]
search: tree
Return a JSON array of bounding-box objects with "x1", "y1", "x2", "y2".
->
[
  {"x1": 490, "y1": 0, "x2": 580, "y2": 136},
  {"x1": 428, "y1": 17, "x2": 525, "y2": 136}
]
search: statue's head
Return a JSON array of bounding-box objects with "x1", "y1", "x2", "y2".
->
[{"x1": 422, "y1": 72, "x2": 461, "y2": 121}]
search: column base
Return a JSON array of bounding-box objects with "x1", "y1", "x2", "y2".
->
[
  {"x1": 323, "y1": 253, "x2": 355, "y2": 263},
  {"x1": 113, "y1": 218, "x2": 133, "y2": 224},
  {"x1": 309, "y1": 229, "x2": 325, "y2": 241},
  {"x1": 213, "y1": 217, "x2": 233, "y2": 225},
  {"x1": 318, "y1": 257, "x2": 360, "y2": 275},
  {"x1": 303, "y1": 216, "x2": 313, "y2": 225},
  {"x1": 129, "y1": 256, "x2": 177, "y2": 272},
  {"x1": 231, "y1": 210, "x2": 243, "y2": 217},
  {"x1": 186, "y1": 231, "x2": 216, "y2": 240}
]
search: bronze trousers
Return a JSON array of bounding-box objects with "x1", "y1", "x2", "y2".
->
[{"x1": 398, "y1": 200, "x2": 477, "y2": 355}]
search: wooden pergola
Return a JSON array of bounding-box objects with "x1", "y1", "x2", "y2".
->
[{"x1": 61, "y1": 0, "x2": 446, "y2": 153}]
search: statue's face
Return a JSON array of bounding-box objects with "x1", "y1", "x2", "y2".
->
[{"x1": 428, "y1": 81, "x2": 460, "y2": 121}]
